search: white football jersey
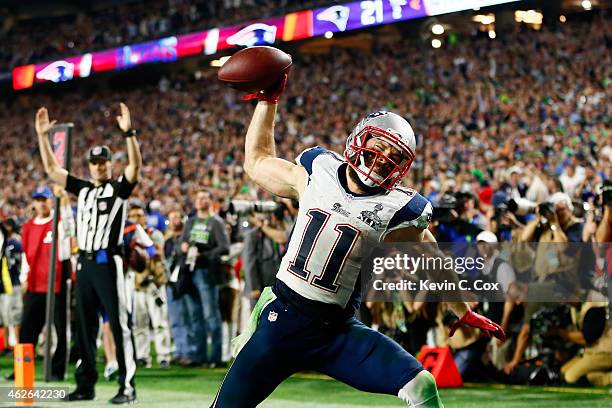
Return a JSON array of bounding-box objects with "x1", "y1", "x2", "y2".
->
[{"x1": 276, "y1": 147, "x2": 433, "y2": 308}]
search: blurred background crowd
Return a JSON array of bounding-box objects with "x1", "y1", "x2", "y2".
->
[
  {"x1": 0, "y1": 0, "x2": 333, "y2": 67},
  {"x1": 0, "y1": 0, "x2": 610, "y2": 390}
]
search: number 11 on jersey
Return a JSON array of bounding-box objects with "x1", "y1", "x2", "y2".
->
[{"x1": 288, "y1": 209, "x2": 360, "y2": 292}]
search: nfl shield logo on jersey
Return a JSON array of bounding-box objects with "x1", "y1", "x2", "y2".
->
[{"x1": 268, "y1": 310, "x2": 278, "y2": 322}]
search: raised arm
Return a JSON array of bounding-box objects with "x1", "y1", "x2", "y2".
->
[
  {"x1": 35, "y1": 108, "x2": 68, "y2": 188},
  {"x1": 242, "y1": 76, "x2": 307, "y2": 200},
  {"x1": 116, "y1": 102, "x2": 142, "y2": 183}
]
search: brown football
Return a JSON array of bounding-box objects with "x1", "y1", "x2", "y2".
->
[
  {"x1": 129, "y1": 245, "x2": 148, "y2": 272},
  {"x1": 218, "y1": 46, "x2": 292, "y2": 92}
]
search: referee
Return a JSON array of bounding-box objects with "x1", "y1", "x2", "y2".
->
[{"x1": 36, "y1": 103, "x2": 142, "y2": 404}]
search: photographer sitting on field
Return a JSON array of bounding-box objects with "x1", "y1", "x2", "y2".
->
[{"x1": 504, "y1": 193, "x2": 585, "y2": 376}]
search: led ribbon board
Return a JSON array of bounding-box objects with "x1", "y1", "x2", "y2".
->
[{"x1": 12, "y1": 0, "x2": 520, "y2": 90}]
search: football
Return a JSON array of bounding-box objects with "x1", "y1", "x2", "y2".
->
[
  {"x1": 218, "y1": 46, "x2": 292, "y2": 92},
  {"x1": 129, "y1": 244, "x2": 149, "y2": 272}
]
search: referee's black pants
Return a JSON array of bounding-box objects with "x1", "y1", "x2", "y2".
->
[
  {"x1": 74, "y1": 252, "x2": 136, "y2": 395},
  {"x1": 19, "y1": 263, "x2": 68, "y2": 378}
]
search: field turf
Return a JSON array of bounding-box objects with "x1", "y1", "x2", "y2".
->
[{"x1": 0, "y1": 356, "x2": 609, "y2": 407}]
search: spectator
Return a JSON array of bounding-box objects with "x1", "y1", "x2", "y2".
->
[
  {"x1": 11, "y1": 186, "x2": 71, "y2": 381},
  {"x1": 146, "y1": 200, "x2": 167, "y2": 233},
  {"x1": 180, "y1": 189, "x2": 230, "y2": 367},
  {"x1": 163, "y1": 208, "x2": 192, "y2": 366},
  {"x1": 0, "y1": 218, "x2": 22, "y2": 351},
  {"x1": 243, "y1": 211, "x2": 284, "y2": 307}
]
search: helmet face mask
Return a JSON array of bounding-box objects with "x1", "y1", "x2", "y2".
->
[{"x1": 344, "y1": 112, "x2": 416, "y2": 191}]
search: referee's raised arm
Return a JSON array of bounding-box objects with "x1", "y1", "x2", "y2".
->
[
  {"x1": 35, "y1": 107, "x2": 68, "y2": 188},
  {"x1": 116, "y1": 102, "x2": 142, "y2": 183}
]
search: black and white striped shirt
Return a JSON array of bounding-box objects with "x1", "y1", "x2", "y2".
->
[{"x1": 66, "y1": 174, "x2": 137, "y2": 252}]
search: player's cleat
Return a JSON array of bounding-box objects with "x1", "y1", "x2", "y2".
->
[
  {"x1": 109, "y1": 391, "x2": 137, "y2": 405},
  {"x1": 136, "y1": 358, "x2": 151, "y2": 368},
  {"x1": 66, "y1": 389, "x2": 95, "y2": 401}
]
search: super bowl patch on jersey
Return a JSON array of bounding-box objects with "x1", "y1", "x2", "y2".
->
[{"x1": 358, "y1": 203, "x2": 384, "y2": 230}]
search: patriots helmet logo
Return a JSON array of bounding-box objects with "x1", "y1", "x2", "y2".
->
[
  {"x1": 316, "y1": 5, "x2": 350, "y2": 32},
  {"x1": 227, "y1": 23, "x2": 277, "y2": 47},
  {"x1": 36, "y1": 61, "x2": 75, "y2": 83}
]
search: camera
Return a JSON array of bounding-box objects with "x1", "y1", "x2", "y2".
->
[
  {"x1": 507, "y1": 197, "x2": 537, "y2": 216},
  {"x1": 229, "y1": 200, "x2": 280, "y2": 215},
  {"x1": 530, "y1": 304, "x2": 572, "y2": 349},
  {"x1": 152, "y1": 288, "x2": 165, "y2": 307},
  {"x1": 602, "y1": 180, "x2": 612, "y2": 206},
  {"x1": 432, "y1": 194, "x2": 457, "y2": 223},
  {"x1": 537, "y1": 202, "x2": 555, "y2": 219}
]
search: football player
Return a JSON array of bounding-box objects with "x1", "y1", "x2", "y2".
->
[{"x1": 213, "y1": 75, "x2": 505, "y2": 407}]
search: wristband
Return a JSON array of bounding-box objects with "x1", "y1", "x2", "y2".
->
[{"x1": 123, "y1": 129, "x2": 137, "y2": 138}]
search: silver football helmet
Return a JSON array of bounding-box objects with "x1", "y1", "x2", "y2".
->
[{"x1": 344, "y1": 111, "x2": 416, "y2": 190}]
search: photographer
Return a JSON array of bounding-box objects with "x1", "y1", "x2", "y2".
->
[
  {"x1": 519, "y1": 193, "x2": 584, "y2": 282},
  {"x1": 128, "y1": 204, "x2": 171, "y2": 368},
  {"x1": 180, "y1": 189, "x2": 229, "y2": 367},
  {"x1": 552, "y1": 301, "x2": 612, "y2": 386},
  {"x1": 503, "y1": 282, "x2": 571, "y2": 376},
  {"x1": 243, "y1": 207, "x2": 285, "y2": 307},
  {"x1": 505, "y1": 193, "x2": 585, "y2": 375},
  {"x1": 595, "y1": 180, "x2": 612, "y2": 312},
  {"x1": 433, "y1": 193, "x2": 484, "y2": 243}
]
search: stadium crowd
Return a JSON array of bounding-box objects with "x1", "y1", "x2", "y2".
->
[
  {"x1": 0, "y1": 0, "x2": 332, "y2": 68},
  {"x1": 0, "y1": 10, "x2": 611, "y2": 389}
]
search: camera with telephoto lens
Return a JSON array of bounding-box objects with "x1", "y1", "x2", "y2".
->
[
  {"x1": 602, "y1": 180, "x2": 612, "y2": 206},
  {"x1": 530, "y1": 304, "x2": 572, "y2": 348},
  {"x1": 432, "y1": 194, "x2": 457, "y2": 223},
  {"x1": 229, "y1": 200, "x2": 280, "y2": 215},
  {"x1": 507, "y1": 197, "x2": 538, "y2": 216},
  {"x1": 493, "y1": 203, "x2": 513, "y2": 231}
]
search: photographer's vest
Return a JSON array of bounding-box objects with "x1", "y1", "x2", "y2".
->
[{"x1": 579, "y1": 302, "x2": 612, "y2": 355}]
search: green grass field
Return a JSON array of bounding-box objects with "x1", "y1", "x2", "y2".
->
[{"x1": 0, "y1": 357, "x2": 610, "y2": 407}]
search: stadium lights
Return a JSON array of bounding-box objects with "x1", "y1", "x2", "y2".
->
[
  {"x1": 431, "y1": 24, "x2": 444, "y2": 35},
  {"x1": 431, "y1": 39, "x2": 442, "y2": 48},
  {"x1": 488, "y1": 30, "x2": 496, "y2": 39},
  {"x1": 560, "y1": 15, "x2": 567, "y2": 23},
  {"x1": 210, "y1": 56, "x2": 231, "y2": 67},
  {"x1": 473, "y1": 14, "x2": 495, "y2": 25},
  {"x1": 515, "y1": 10, "x2": 543, "y2": 25},
  {"x1": 324, "y1": 31, "x2": 334, "y2": 39},
  {"x1": 582, "y1": 0, "x2": 592, "y2": 10}
]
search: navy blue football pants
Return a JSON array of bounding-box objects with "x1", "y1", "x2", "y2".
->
[{"x1": 212, "y1": 296, "x2": 423, "y2": 407}]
